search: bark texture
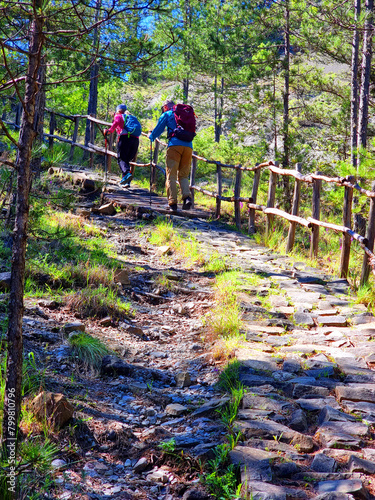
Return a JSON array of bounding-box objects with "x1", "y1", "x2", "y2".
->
[
  {"x1": 2, "y1": 10, "x2": 45, "y2": 490},
  {"x1": 358, "y1": 0, "x2": 374, "y2": 163}
]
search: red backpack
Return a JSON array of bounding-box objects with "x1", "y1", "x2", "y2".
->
[{"x1": 171, "y1": 104, "x2": 196, "y2": 142}]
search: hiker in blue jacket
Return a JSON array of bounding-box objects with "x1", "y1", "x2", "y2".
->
[{"x1": 148, "y1": 100, "x2": 193, "y2": 212}]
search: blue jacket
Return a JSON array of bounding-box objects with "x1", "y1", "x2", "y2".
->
[{"x1": 149, "y1": 110, "x2": 193, "y2": 149}]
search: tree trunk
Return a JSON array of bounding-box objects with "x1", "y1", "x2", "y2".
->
[
  {"x1": 282, "y1": 0, "x2": 291, "y2": 210},
  {"x1": 30, "y1": 56, "x2": 46, "y2": 177},
  {"x1": 2, "y1": 11, "x2": 44, "y2": 498},
  {"x1": 182, "y1": 0, "x2": 191, "y2": 103},
  {"x1": 351, "y1": 0, "x2": 361, "y2": 170},
  {"x1": 357, "y1": 0, "x2": 374, "y2": 166},
  {"x1": 214, "y1": 76, "x2": 224, "y2": 143},
  {"x1": 183, "y1": 77, "x2": 189, "y2": 103},
  {"x1": 83, "y1": 0, "x2": 101, "y2": 160}
]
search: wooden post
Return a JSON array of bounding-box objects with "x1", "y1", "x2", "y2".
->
[
  {"x1": 215, "y1": 164, "x2": 222, "y2": 219},
  {"x1": 310, "y1": 171, "x2": 322, "y2": 259},
  {"x1": 360, "y1": 181, "x2": 375, "y2": 286},
  {"x1": 266, "y1": 162, "x2": 278, "y2": 238},
  {"x1": 286, "y1": 163, "x2": 302, "y2": 252},
  {"x1": 190, "y1": 154, "x2": 197, "y2": 208},
  {"x1": 248, "y1": 165, "x2": 261, "y2": 234},
  {"x1": 69, "y1": 116, "x2": 79, "y2": 161},
  {"x1": 89, "y1": 116, "x2": 95, "y2": 169},
  {"x1": 234, "y1": 165, "x2": 242, "y2": 230},
  {"x1": 151, "y1": 140, "x2": 160, "y2": 190},
  {"x1": 107, "y1": 133, "x2": 114, "y2": 174},
  {"x1": 49, "y1": 111, "x2": 56, "y2": 149},
  {"x1": 340, "y1": 175, "x2": 355, "y2": 278}
]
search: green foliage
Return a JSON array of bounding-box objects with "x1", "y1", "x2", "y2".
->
[
  {"x1": 68, "y1": 332, "x2": 110, "y2": 370},
  {"x1": 66, "y1": 285, "x2": 131, "y2": 320},
  {"x1": 204, "y1": 443, "x2": 242, "y2": 500},
  {"x1": 158, "y1": 438, "x2": 176, "y2": 453},
  {"x1": 0, "y1": 435, "x2": 58, "y2": 499},
  {"x1": 218, "y1": 386, "x2": 244, "y2": 432},
  {"x1": 204, "y1": 254, "x2": 230, "y2": 273},
  {"x1": 148, "y1": 217, "x2": 175, "y2": 245},
  {"x1": 23, "y1": 352, "x2": 45, "y2": 397},
  {"x1": 19, "y1": 437, "x2": 58, "y2": 474},
  {"x1": 355, "y1": 284, "x2": 375, "y2": 313},
  {"x1": 205, "y1": 271, "x2": 244, "y2": 338},
  {"x1": 217, "y1": 359, "x2": 241, "y2": 392}
]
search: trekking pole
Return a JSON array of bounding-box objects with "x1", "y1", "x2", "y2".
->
[
  {"x1": 97, "y1": 124, "x2": 108, "y2": 186},
  {"x1": 104, "y1": 134, "x2": 108, "y2": 186},
  {"x1": 149, "y1": 139, "x2": 153, "y2": 207}
]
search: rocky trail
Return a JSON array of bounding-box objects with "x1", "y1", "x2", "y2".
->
[{"x1": 17, "y1": 168, "x2": 375, "y2": 499}]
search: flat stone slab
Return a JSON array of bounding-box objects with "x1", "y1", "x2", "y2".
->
[
  {"x1": 318, "y1": 421, "x2": 369, "y2": 437},
  {"x1": 341, "y1": 400, "x2": 375, "y2": 418},
  {"x1": 191, "y1": 396, "x2": 230, "y2": 416},
  {"x1": 293, "y1": 384, "x2": 330, "y2": 399},
  {"x1": 280, "y1": 344, "x2": 330, "y2": 354},
  {"x1": 229, "y1": 446, "x2": 277, "y2": 482},
  {"x1": 348, "y1": 455, "x2": 375, "y2": 474},
  {"x1": 317, "y1": 309, "x2": 339, "y2": 317},
  {"x1": 296, "y1": 397, "x2": 340, "y2": 411},
  {"x1": 245, "y1": 325, "x2": 286, "y2": 335},
  {"x1": 304, "y1": 354, "x2": 336, "y2": 369},
  {"x1": 336, "y1": 384, "x2": 375, "y2": 403},
  {"x1": 315, "y1": 421, "x2": 368, "y2": 449},
  {"x1": 269, "y1": 295, "x2": 288, "y2": 307},
  {"x1": 304, "y1": 367, "x2": 335, "y2": 378},
  {"x1": 287, "y1": 291, "x2": 321, "y2": 304},
  {"x1": 317, "y1": 479, "x2": 366, "y2": 498},
  {"x1": 246, "y1": 481, "x2": 288, "y2": 500},
  {"x1": 242, "y1": 394, "x2": 293, "y2": 413},
  {"x1": 317, "y1": 316, "x2": 347, "y2": 327},
  {"x1": 239, "y1": 373, "x2": 276, "y2": 387},
  {"x1": 311, "y1": 453, "x2": 337, "y2": 473},
  {"x1": 273, "y1": 306, "x2": 295, "y2": 315},
  {"x1": 236, "y1": 349, "x2": 281, "y2": 372},
  {"x1": 318, "y1": 406, "x2": 357, "y2": 425},
  {"x1": 294, "y1": 312, "x2": 315, "y2": 326},
  {"x1": 235, "y1": 419, "x2": 299, "y2": 443},
  {"x1": 318, "y1": 301, "x2": 338, "y2": 310}
]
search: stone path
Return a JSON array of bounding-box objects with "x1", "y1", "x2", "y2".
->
[
  {"x1": 187, "y1": 223, "x2": 375, "y2": 500},
  {"x1": 37, "y1": 168, "x2": 375, "y2": 499}
]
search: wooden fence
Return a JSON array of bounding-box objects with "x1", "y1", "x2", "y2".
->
[{"x1": 2, "y1": 105, "x2": 375, "y2": 285}]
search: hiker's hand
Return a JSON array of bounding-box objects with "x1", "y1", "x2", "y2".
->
[{"x1": 104, "y1": 129, "x2": 109, "y2": 137}]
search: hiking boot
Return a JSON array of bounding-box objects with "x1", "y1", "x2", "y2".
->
[
  {"x1": 120, "y1": 172, "x2": 132, "y2": 185},
  {"x1": 167, "y1": 204, "x2": 178, "y2": 212},
  {"x1": 182, "y1": 197, "x2": 192, "y2": 210},
  {"x1": 124, "y1": 182, "x2": 131, "y2": 188}
]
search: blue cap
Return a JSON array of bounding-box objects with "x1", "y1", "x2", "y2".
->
[{"x1": 116, "y1": 104, "x2": 127, "y2": 113}]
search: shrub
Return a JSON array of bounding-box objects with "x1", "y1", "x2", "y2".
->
[{"x1": 68, "y1": 332, "x2": 109, "y2": 370}]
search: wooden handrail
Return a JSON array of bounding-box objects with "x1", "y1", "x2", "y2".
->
[{"x1": 4, "y1": 97, "x2": 375, "y2": 281}]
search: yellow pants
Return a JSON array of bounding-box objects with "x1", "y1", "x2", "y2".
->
[{"x1": 166, "y1": 145, "x2": 193, "y2": 205}]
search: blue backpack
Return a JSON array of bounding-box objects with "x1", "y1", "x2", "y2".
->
[{"x1": 122, "y1": 114, "x2": 142, "y2": 137}]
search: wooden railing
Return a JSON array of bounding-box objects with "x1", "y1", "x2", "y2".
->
[{"x1": 2, "y1": 105, "x2": 375, "y2": 284}]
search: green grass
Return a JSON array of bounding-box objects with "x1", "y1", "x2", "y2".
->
[
  {"x1": 203, "y1": 441, "x2": 243, "y2": 499},
  {"x1": 68, "y1": 332, "x2": 110, "y2": 370},
  {"x1": 355, "y1": 283, "x2": 375, "y2": 313},
  {"x1": 204, "y1": 271, "x2": 245, "y2": 339},
  {"x1": 66, "y1": 285, "x2": 132, "y2": 320},
  {"x1": 0, "y1": 436, "x2": 59, "y2": 500}
]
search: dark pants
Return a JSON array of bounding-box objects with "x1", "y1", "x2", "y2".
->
[{"x1": 117, "y1": 135, "x2": 139, "y2": 175}]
